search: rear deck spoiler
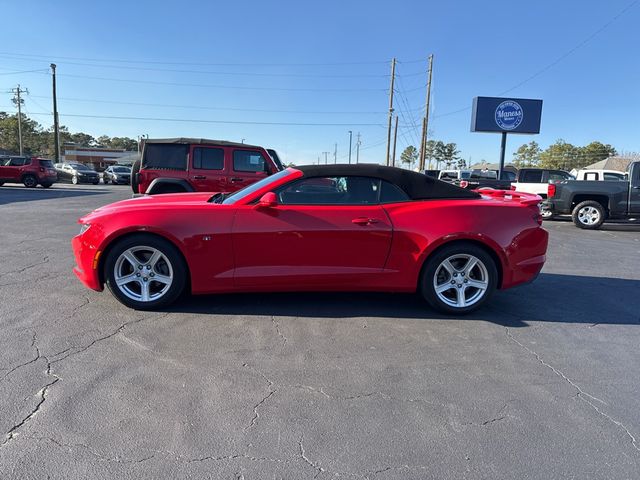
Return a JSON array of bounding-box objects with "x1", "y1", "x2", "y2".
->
[{"x1": 476, "y1": 189, "x2": 542, "y2": 206}]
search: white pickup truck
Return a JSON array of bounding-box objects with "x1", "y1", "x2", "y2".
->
[
  {"x1": 511, "y1": 168, "x2": 574, "y2": 218},
  {"x1": 571, "y1": 169, "x2": 627, "y2": 181}
]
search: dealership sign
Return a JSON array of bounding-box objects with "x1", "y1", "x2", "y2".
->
[{"x1": 471, "y1": 97, "x2": 542, "y2": 134}]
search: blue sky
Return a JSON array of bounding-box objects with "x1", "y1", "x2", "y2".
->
[{"x1": 0, "y1": 0, "x2": 638, "y2": 166}]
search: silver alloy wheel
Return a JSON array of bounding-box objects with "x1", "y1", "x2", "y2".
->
[
  {"x1": 577, "y1": 206, "x2": 600, "y2": 226},
  {"x1": 113, "y1": 246, "x2": 173, "y2": 302},
  {"x1": 541, "y1": 209, "x2": 553, "y2": 219},
  {"x1": 433, "y1": 254, "x2": 489, "y2": 308}
]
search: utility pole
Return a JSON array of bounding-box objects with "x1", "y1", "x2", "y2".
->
[
  {"x1": 323, "y1": 151, "x2": 330, "y2": 165},
  {"x1": 348, "y1": 131, "x2": 353, "y2": 164},
  {"x1": 50, "y1": 64, "x2": 60, "y2": 163},
  {"x1": 11, "y1": 85, "x2": 28, "y2": 156},
  {"x1": 356, "y1": 132, "x2": 361, "y2": 163},
  {"x1": 419, "y1": 54, "x2": 434, "y2": 171},
  {"x1": 334, "y1": 143, "x2": 337, "y2": 164},
  {"x1": 385, "y1": 58, "x2": 396, "y2": 166},
  {"x1": 391, "y1": 115, "x2": 399, "y2": 167}
]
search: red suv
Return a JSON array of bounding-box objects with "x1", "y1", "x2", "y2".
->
[
  {"x1": 0, "y1": 156, "x2": 58, "y2": 188},
  {"x1": 132, "y1": 138, "x2": 283, "y2": 194}
]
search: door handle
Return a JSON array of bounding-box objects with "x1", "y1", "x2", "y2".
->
[
  {"x1": 193, "y1": 175, "x2": 206, "y2": 180},
  {"x1": 231, "y1": 177, "x2": 243, "y2": 182},
  {"x1": 352, "y1": 217, "x2": 379, "y2": 225}
]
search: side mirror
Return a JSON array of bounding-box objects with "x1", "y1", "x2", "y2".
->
[{"x1": 257, "y1": 191, "x2": 278, "y2": 208}]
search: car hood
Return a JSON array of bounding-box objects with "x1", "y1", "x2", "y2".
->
[{"x1": 82, "y1": 192, "x2": 221, "y2": 220}]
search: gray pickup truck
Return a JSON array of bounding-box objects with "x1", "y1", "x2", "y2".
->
[{"x1": 545, "y1": 161, "x2": 639, "y2": 229}]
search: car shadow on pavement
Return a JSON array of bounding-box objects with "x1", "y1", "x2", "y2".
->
[
  {"x1": 548, "y1": 217, "x2": 640, "y2": 232},
  {"x1": 165, "y1": 273, "x2": 639, "y2": 328},
  {"x1": 0, "y1": 185, "x2": 111, "y2": 205}
]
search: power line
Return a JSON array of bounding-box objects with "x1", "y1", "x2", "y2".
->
[
  {"x1": 433, "y1": 0, "x2": 639, "y2": 119},
  {"x1": 28, "y1": 94, "x2": 387, "y2": 115},
  {"x1": 48, "y1": 72, "x2": 387, "y2": 93},
  {"x1": 21, "y1": 111, "x2": 389, "y2": 127},
  {"x1": 0, "y1": 54, "x2": 394, "y2": 79},
  {"x1": 0, "y1": 51, "x2": 404, "y2": 67}
]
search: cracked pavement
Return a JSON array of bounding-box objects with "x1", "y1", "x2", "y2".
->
[{"x1": 1, "y1": 184, "x2": 639, "y2": 479}]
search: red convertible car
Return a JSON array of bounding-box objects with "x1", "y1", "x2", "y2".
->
[{"x1": 72, "y1": 164, "x2": 548, "y2": 314}]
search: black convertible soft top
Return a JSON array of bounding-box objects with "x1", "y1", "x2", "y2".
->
[{"x1": 296, "y1": 164, "x2": 480, "y2": 200}]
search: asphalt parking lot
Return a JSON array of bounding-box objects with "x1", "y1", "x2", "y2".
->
[{"x1": 0, "y1": 183, "x2": 639, "y2": 480}]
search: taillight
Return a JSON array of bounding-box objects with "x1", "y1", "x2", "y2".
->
[
  {"x1": 547, "y1": 183, "x2": 556, "y2": 198},
  {"x1": 459, "y1": 180, "x2": 469, "y2": 188},
  {"x1": 533, "y1": 212, "x2": 543, "y2": 225}
]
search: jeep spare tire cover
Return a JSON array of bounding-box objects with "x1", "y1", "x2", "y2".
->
[{"x1": 130, "y1": 159, "x2": 141, "y2": 193}]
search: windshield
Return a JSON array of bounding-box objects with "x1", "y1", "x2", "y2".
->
[
  {"x1": 70, "y1": 163, "x2": 93, "y2": 171},
  {"x1": 267, "y1": 149, "x2": 284, "y2": 171},
  {"x1": 113, "y1": 167, "x2": 130, "y2": 172},
  {"x1": 460, "y1": 171, "x2": 471, "y2": 179},
  {"x1": 39, "y1": 160, "x2": 54, "y2": 168},
  {"x1": 222, "y1": 169, "x2": 294, "y2": 204}
]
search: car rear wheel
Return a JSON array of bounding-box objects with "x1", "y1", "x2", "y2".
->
[
  {"x1": 105, "y1": 234, "x2": 187, "y2": 310},
  {"x1": 420, "y1": 243, "x2": 497, "y2": 315},
  {"x1": 23, "y1": 175, "x2": 37, "y2": 188},
  {"x1": 572, "y1": 201, "x2": 605, "y2": 229}
]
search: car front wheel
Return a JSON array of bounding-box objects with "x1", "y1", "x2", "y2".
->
[
  {"x1": 420, "y1": 243, "x2": 497, "y2": 315},
  {"x1": 72, "y1": 176, "x2": 79, "y2": 184},
  {"x1": 104, "y1": 234, "x2": 187, "y2": 310}
]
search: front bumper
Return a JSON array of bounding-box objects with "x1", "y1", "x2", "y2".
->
[{"x1": 71, "y1": 233, "x2": 103, "y2": 291}]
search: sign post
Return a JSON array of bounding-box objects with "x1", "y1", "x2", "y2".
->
[{"x1": 471, "y1": 97, "x2": 543, "y2": 179}]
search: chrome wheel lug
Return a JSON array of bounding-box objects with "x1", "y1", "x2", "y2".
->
[
  {"x1": 453, "y1": 273, "x2": 457, "y2": 277},
  {"x1": 136, "y1": 273, "x2": 141, "y2": 277}
]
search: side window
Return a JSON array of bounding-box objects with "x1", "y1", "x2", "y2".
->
[
  {"x1": 9, "y1": 157, "x2": 25, "y2": 166},
  {"x1": 502, "y1": 171, "x2": 516, "y2": 181},
  {"x1": 522, "y1": 171, "x2": 543, "y2": 183},
  {"x1": 142, "y1": 144, "x2": 188, "y2": 170},
  {"x1": 193, "y1": 147, "x2": 224, "y2": 170},
  {"x1": 548, "y1": 172, "x2": 567, "y2": 182},
  {"x1": 584, "y1": 172, "x2": 598, "y2": 181},
  {"x1": 277, "y1": 176, "x2": 380, "y2": 205},
  {"x1": 380, "y1": 180, "x2": 409, "y2": 203},
  {"x1": 603, "y1": 173, "x2": 624, "y2": 181},
  {"x1": 233, "y1": 150, "x2": 267, "y2": 173}
]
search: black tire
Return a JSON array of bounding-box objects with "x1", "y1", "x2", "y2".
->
[
  {"x1": 72, "y1": 175, "x2": 79, "y2": 185},
  {"x1": 41, "y1": 183, "x2": 52, "y2": 189},
  {"x1": 572, "y1": 200, "x2": 605, "y2": 230},
  {"x1": 0, "y1": 182, "x2": 4, "y2": 186},
  {"x1": 23, "y1": 175, "x2": 37, "y2": 188},
  {"x1": 104, "y1": 234, "x2": 187, "y2": 310},
  {"x1": 131, "y1": 159, "x2": 141, "y2": 194},
  {"x1": 420, "y1": 242, "x2": 498, "y2": 315}
]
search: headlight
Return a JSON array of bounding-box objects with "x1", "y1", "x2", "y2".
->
[{"x1": 79, "y1": 223, "x2": 91, "y2": 235}]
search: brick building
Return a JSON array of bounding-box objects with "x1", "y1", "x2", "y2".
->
[{"x1": 61, "y1": 144, "x2": 135, "y2": 170}]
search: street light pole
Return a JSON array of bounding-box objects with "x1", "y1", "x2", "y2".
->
[
  {"x1": 348, "y1": 130, "x2": 353, "y2": 164},
  {"x1": 50, "y1": 64, "x2": 60, "y2": 163}
]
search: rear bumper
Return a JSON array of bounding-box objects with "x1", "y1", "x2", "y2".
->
[
  {"x1": 501, "y1": 227, "x2": 548, "y2": 289},
  {"x1": 71, "y1": 234, "x2": 103, "y2": 291}
]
